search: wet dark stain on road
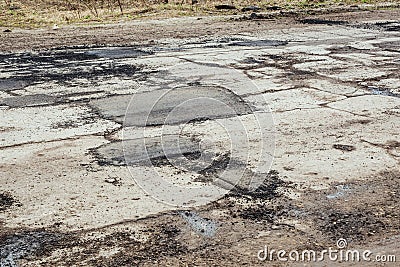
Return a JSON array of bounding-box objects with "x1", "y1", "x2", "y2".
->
[{"x1": 0, "y1": 48, "x2": 144, "y2": 90}]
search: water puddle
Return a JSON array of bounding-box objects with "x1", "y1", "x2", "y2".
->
[
  {"x1": 368, "y1": 86, "x2": 399, "y2": 97},
  {"x1": 180, "y1": 211, "x2": 218, "y2": 237},
  {"x1": 327, "y1": 184, "x2": 351, "y2": 199}
]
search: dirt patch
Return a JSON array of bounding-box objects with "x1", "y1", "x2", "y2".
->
[
  {"x1": 305, "y1": 171, "x2": 400, "y2": 243},
  {"x1": 1, "y1": 171, "x2": 398, "y2": 265},
  {"x1": 197, "y1": 153, "x2": 231, "y2": 178},
  {"x1": 0, "y1": 192, "x2": 20, "y2": 212},
  {"x1": 357, "y1": 21, "x2": 400, "y2": 32},
  {"x1": 299, "y1": 18, "x2": 348, "y2": 25},
  {"x1": 1, "y1": 9, "x2": 400, "y2": 53},
  {"x1": 0, "y1": 230, "x2": 64, "y2": 266},
  {"x1": 87, "y1": 225, "x2": 187, "y2": 267},
  {"x1": 332, "y1": 144, "x2": 356, "y2": 152}
]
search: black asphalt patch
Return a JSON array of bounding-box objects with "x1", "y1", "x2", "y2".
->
[
  {"x1": 0, "y1": 78, "x2": 31, "y2": 92},
  {"x1": 228, "y1": 40, "x2": 288, "y2": 47},
  {"x1": 0, "y1": 49, "x2": 143, "y2": 88},
  {"x1": 0, "y1": 94, "x2": 61, "y2": 108},
  {"x1": 94, "y1": 135, "x2": 201, "y2": 167},
  {"x1": 86, "y1": 47, "x2": 152, "y2": 59},
  {"x1": 90, "y1": 86, "x2": 253, "y2": 127}
]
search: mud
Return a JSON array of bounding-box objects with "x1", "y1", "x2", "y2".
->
[
  {"x1": 0, "y1": 192, "x2": 19, "y2": 212},
  {"x1": 332, "y1": 144, "x2": 356, "y2": 152},
  {"x1": 299, "y1": 18, "x2": 348, "y2": 25},
  {"x1": 0, "y1": 171, "x2": 397, "y2": 266},
  {"x1": 0, "y1": 231, "x2": 64, "y2": 267},
  {"x1": 300, "y1": 17, "x2": 400, "y2": 33}
]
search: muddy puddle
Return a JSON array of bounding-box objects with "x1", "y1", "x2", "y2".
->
[
  {"x1": 180, "y1": 211, "x2": 217, "y2": 237},
  {"x1": 368, "y1": 86, "x2": 399, "y2": 97}
]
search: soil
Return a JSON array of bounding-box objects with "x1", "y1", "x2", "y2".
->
[
  {"x1": 0, "y1": 9, "x2": 398, "y2": 52},
  {"x1": 1, "y1": 171, "x2": 398, "y2": 266}
]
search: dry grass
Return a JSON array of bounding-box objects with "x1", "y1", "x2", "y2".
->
[{"x1": 0, "y1": 0, "x2": 395, "y2": 28}]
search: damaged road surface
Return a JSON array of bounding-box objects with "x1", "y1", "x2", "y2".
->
[{"x1": 0, "y1": 10, "x2": 399, "y2": 266}]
